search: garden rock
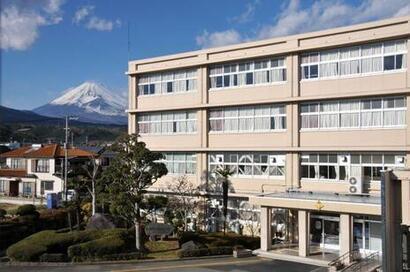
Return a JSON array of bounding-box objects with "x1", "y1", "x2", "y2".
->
[
  {"x1": 86, "y1": 213, "x2": 115, "y2": 229},
  {"x1": 181, "y1": 240, "x2": 206, "y2": 251}
]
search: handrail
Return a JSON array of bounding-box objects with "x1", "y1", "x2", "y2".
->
[
  {"x1": 328, "y1": 248, "x2": 361, "y2": 267},
  {"x1": 349, "y1": 251, "x2": 381, "y2": 272}
]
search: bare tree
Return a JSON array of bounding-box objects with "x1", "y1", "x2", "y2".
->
[
  {"x1": 167, "y1": 176, "x2": 199, "y2": 232},
  {"x1": 82, "y1": 156, "x2": 101, "y2": 216},
  {"x1": 238, "y1": 202, "x2": 260, "y2": 237}
]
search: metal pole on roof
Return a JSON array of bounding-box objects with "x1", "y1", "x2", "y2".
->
[{"x1": 64, "y1": 116, "x2": 68, "y2": 202}]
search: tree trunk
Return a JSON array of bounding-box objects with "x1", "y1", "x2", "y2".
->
[
  {"x1": 91, "y1": 181, "x2": 96, "y2": 215},
  {"x1": 135, "y1": 202, "x2": 141, "y2": 250},
  {"x1": 222, "y1": 179, "x2": 228, "y2": 235}
]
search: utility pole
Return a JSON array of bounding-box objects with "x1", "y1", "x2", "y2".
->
[
  {"x1": 64, "y1": 116, "x2": 69, "y2": 202},
  {"x1": 64, "y1": 115, "x2": 78, "y2": 202}
]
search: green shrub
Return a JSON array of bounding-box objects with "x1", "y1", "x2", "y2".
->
[
  {"x1": 177, "y1": 246, "x2": 232, "y2": 258},
  {"x1": 39, "y1": 253, "x2": 68, "y2": 262},
  {"x1": 68, "y1": 236, "x2": 126, "y2": 262},
  {"x1": 0, "y1": 209, "x2": 6, "y2": 218},
  {"x1": 16, "y1": 205, "x2": 36, "y2": 216},
  {"x1": 6, "y1": 228, "x2": 132, "y2": 262}
]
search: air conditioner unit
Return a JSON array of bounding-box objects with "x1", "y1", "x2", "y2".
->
[
  {"x1": 338, "y1": 155, "x2": 349, "y2": 164},
  {"x1": 215, "y1": 154, "x2": 224, "y2": 164},
  {"x1": 348, "y1": 176, "x2": 363, "y2": 194},
  {"x1": 395, "y1": 156, "x2": 406, "y2": 165}
]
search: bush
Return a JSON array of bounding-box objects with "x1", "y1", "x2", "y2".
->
[
  {"x1": 16, "y1": 205, "x2": 36, "y2": 216},
  {"x1": 177, "y1": 246, "x2": 232, "y2": 258},
  {"x1": 0, "y1": 209, "x2": 6, "y2": 219},
  {"x1": 68, "y1": 235, "x2": 127, "y2": 262},
  {"x1": 6, "y1": 228, "x2": 133, "y2": 262},
  {"x1": 39, "y1": 253, "x2": 68, "y2": 262}
]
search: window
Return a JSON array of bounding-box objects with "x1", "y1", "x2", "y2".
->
[
  {"x1": 10, "y1": 158, "x2": 26, "y2": 169},
  {"x1": 209, "y1": 153, "x2": 285, "y2": 179},
  {"x1": 209, "y1": 104, "x2": 286, "y2": 133},
  {"x1": 300, "y1": 96, "x2": 406, "y2": 130},
  {"x1": 41, "y1": 180, "x2": 54, "y2": 192},
  {"x1": 301, "y1": 153, "x2": 405, "y2": 182},
  {"x1": 161, "y1": 153, "x2": 196, "y2": 174},
  {"x1": 209, "y1": 57, "x2": 286, "y2": 89},
  {"x1": 0, "y1": 180, "x2": 6, "y2": 193},
  {"x1": 301, "y1": 40, "x2": 407, "y2": 80},
  {"x1": 138, "y1": 69, "x2": 197, "y2": 96},
  {"x1": 32, "y1": 159, "x2": 50, "y2": 173},
  {"x1": 22, "y1": 182, "x2": 33, "y2": 196},
  {"x1": 138, "y1": 111, "x2": 197, "y2": 135}
]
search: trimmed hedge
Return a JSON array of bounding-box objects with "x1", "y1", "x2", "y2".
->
[
  {"x1": 7, "y1": 229, "x2": 130, "y2": 262},
  {"x1": 68, "y1": 230, "x2": 134, "y2": 262},
  {"x1": 178, "y1": 232, "x2": 260, "y2": 250},
  {"x1": 39, "y1": 253, "x2": 68, "y2": 262},
  {"x1": 0, "y1": 209, "x2": 6, "y2": 218},
  {"x1": 16, "y1": 205, "x2": 36, "y2": 216},
  {"x1": 177, "y1": 246, "x2": 233, "y2": 258}
]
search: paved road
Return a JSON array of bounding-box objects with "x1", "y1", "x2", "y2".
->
[{"x1": 0, "y1": 257, "x2": 322, "y2": 272}]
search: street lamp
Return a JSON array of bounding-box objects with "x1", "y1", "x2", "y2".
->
[{"x1": 64, "y1": 115, "x2": 78, "y2": 202}]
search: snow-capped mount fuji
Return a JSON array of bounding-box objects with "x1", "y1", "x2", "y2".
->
[{"x1": 33, "y1": 81, "x2": 127, "y2": 125}]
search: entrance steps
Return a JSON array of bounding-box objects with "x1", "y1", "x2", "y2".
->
[{"x1": 253, "y1": 249, "x2": 330, "y2": 267}]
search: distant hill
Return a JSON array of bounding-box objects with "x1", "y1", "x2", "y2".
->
[
  {"x1": 0, "y1": 105, "x2": 61, "y2": 124},
  {"x1": 0, "y1": 105, "x2": 126, "y2": 144},
  {"x1": 33, "y1": 81, "x2": 127, "y2": 125}
]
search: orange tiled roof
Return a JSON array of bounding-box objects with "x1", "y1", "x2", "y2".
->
[
  {"x1": 0, "y1": 144, "x2": 96, "y2": 159},
  {"x1": 0, "y1": 169, "x2": 29, "y2": 178}
]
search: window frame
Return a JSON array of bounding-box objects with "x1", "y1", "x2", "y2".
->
[{"x1": 300, "y1": 40, "x2": 407, "y2": 81}]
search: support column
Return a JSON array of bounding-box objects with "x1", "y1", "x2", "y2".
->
[
  {"x1": 298, "y1": 210, "x2": 310, "y2": 257},
  {"x1": 340, "y1": 214, "x2": 353, "y2": 264},
  {"x1": 260, "y1": 207, "x2": 272, "y2": 251}
]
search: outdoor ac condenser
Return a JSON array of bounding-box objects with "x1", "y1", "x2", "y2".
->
[{"x1": 348, "y1": 165, "x2": 363, "y2": 194}]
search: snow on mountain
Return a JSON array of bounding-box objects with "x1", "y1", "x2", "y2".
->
[{"x1": 33, "y1": 81, "x2": 127, "y2": 125}]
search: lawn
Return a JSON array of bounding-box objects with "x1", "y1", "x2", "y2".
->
[{"x1": 144, "y1": 240, "x2": 180, "y2": 259}]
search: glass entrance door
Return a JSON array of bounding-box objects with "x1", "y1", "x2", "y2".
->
[{"x1": 310, "y1": 215, "x2": 340, "y2": 252}]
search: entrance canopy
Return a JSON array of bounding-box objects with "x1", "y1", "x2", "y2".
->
[{"x1": 249, "y1": 191, "x2": 380, "y2": 215}]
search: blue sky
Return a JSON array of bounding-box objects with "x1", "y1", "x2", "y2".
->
[{"x1": 1, "y1": 0, "x2": 409, "y2": 110}]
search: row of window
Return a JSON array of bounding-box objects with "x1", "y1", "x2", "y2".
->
[
  {"x1": 209, "y1": 58, "x2": 287, "y2": 89},
  {"x1": 137, "y1": 96, "x2": 407, "y2": 135},
  {"x1": 0, "y1": 179, "x2": 55, "y2": 194},
  {"x1": 138, "y1": 111, "x2": 197, "y2": 135},
  {"x1": 156, "y1": 152, "x2": 406, "y2": 182},
  {"x1": 138, "y1": 69, "x2": 197, "y2": 96},
  {"x1": 300, "y1": 97, "x2": 406, "y2": 129},
  {"x1": 301, "y1": 40, "x2": 407, "y2": 79},
  {"x1": 136, "y1": 39, "x2": 407, "y2": 97},
  {"x1": 301, "y1": 153, "x2": 405, "y2": 182},
  {"x1": 209, "y1": 105, "x2": 286, "y2": 133}
]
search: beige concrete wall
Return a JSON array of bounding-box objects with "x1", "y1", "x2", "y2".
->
[
  {"x1": 299, "y1": 129, "x2": 408, "y2": 149},
  {"x1": 299, "y1": 72, "x2": 407, "y2": 98},
  {"x1": 128, "y1": 16, "x2": 410, "y2": 202}
]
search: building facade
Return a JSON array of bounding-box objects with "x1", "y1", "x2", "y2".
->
[
  {"x1": 127, "y1": 16, "x2": 410, "y2": 262},
  {"x1": 0, "y1": 144, "x2": 94, "y2": 201}
]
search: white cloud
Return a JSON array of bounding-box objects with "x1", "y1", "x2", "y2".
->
[
  {"x1": 196, "y1": 30, "x2": 243, "y2": 49},
  {"x1": 73, "y1": 5, "x2": 121, "y2": 32},
  {"x1": 229, "y1": 0, "x2": 259, "y2": 24},
  {"x1": 73, "y1": 5, "x2": 94, "y2": 24},
  {"x1": 0, "y1": 0, "x2": 64, "y2": 51},
  {"x1": 196, "y1": 0, "x2": 410, "y2": 49}
]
